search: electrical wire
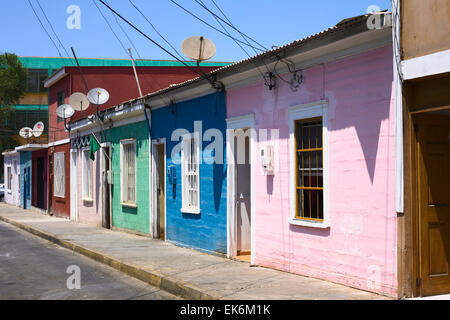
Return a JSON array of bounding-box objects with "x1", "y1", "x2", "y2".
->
[
  {"x1": 91, "y1": 0, "x2": 129, "y2": 55},
  {"x1": 194, "y1": 0, "x2": 268, "y2": 80},
  {"x1": 34, "y1": 0, "x2": 75, "y2": 66},
  {"x1": 96, "y1": 0, "x2": 210, "y2": 81},
  {"x1": 168, "y1": 0, "x2": 264, "y2": 52},
  {"x1": 197, "y1": 0, "x2": 267, "y2": 52},
  {"x1": 128, "y1": 0, "x2": 185, "y2": 62},
  {"x1": 26, "y1": 0, "x2": 64, "y2": 61}
]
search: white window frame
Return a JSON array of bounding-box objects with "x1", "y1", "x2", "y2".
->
[
  {"x1": 81, "y1": 148, "x2": 93, "y2": 201},
  {"x1": 53, "y1": 151, "x2": 65, "y2": 198},
  {"x1": 181, "y1": 133, "x2": 200, "y2": 214},
  {"x1": 289, "y1": 100, "x2": 330, "y2": 228},
  {"x1": 6, "y1": 166, "x2": 12, "y2": 193},
  {"x1": 120, "y1": 139, "x2": 137, "y2": 207}
]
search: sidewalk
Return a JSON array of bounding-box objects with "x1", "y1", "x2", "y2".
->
[{"x1": 0, "y1": 203, "x2": 388, "y2": 300}]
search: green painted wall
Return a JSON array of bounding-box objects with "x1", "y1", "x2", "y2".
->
[
  {"x1": 104, "y1": 120, "x2": 150, "y2": 234},
  {"x1": 18, "y1": 56, "x2": 230, "y2": 69}
]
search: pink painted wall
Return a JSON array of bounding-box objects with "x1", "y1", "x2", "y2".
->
[
  {"x1": 226, "y1": 45, "x2": 397, "y2": 296},
  {"x1": 76, "y1": 149, "x2": 102, "y2": 227}
]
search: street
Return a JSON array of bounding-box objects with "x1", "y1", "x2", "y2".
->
[{"x1": 0, "y1": 221, "x2": 178, "y2": 300}]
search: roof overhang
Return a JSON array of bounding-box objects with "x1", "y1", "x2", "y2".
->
[
  {"x1": 15, "y1": 144, "x2": 48, "y2": 152},
  {"x1": 2, "y1": 150, "x2": 19, "y2": 156},
  {"x1": 44, "y1": 67, "x2": 67, "y2": 88}
]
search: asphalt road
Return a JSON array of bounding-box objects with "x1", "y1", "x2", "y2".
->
[{"x1": 0, "y1": 221, "x2": 178, "y2": 300}]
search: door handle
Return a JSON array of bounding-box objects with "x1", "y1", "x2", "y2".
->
[{"x1": 428, "y1": 203, "x2": 449, "y2": 208}]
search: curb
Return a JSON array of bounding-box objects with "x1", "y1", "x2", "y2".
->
[{"x1": 0, "y1": 215, "x2": 220, "y2": 300}]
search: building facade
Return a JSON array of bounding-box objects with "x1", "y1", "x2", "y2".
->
[{"x1": 2, "y1": 151, "x2": 21, "y2": 207}]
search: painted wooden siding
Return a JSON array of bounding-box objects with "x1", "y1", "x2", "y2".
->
[
  {"x1": 226, "y1": 45, "x2": 397, "y2": 296},
  {"x1": 151, "y1": 92, "x2": 228, "y2": 254},
  {"x1": 104, "y1": 121, "x2": 150, "y2": 234}
]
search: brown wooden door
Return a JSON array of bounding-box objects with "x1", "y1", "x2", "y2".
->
[
  {"x1": 157, "y1": 144, "x2": 165, "y2": 240},
  {"x1": 416, "y1": 114, "x2": 450, "y2": 296}
]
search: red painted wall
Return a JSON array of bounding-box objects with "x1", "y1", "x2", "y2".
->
[
  {"x1": 48, "y1": 143, "x2": 70, "y2": 218},
  {"x1": 48, "y1": 66, "x2": 221, "y2": 142}
]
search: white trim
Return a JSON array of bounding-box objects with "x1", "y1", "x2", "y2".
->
[
  {"x1": 48, "y1": 138, "x2": 70, "y2": 147},
  {"x1": 15, "y1": 144, "x2": 48, "y2": 152},
  {"x1": 226, "y1": 114, "x2": 256, "y2": 265},
  {"x1": 180, "y1": 133, "x2": 201, "y2": 214},
  {"x1": 70, "y1": 149, "x2": 78, "y2": 222},
  {"x1": 401, "y1": 49, "x2": 450, "y2": 80},
  {"x1": 81, "y1": 147, "x2": 93, "y2": 201},
  {"x1": 226, "y1": 114, "x2": 255, "y2": 129},
  {"x1": 288, "y1": 101, "x2": 330, "y2": 228},
  {"x1": 151, "y1": 138, "x2": 167, "y2": 239},
  {"x1": 120, "y1": 138, "x2": 137, "y2": 206},
  {"x1": 44, "y1": 67, "x2": 67, "y2": 88}
]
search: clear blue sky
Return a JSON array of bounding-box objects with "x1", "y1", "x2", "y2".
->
[{"x1": 1, "y1": 0, "x2": 391, "y2": 62}]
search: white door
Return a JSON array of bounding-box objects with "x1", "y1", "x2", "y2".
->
[{"x1": 70, "y1": 150, "x2": 78, "y2": 221}]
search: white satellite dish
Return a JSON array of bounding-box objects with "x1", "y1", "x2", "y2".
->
[
  {"x1": 56, "y1": 104, "x2": 75, "y2": 119},
  {"x1": 69, "y1": 92, "x2": 90, "y2": 111},
  {"x1": 33, "y1": 122, "x2": 45, "y2": 137},
  {"x1": 19, "y1": 127, "x2": 33, "y2": 139},
  {"x1": 181, "y1": 36, "x2": 216, "y2": 62},
  {"x1": 87, "y1": 88, "x2": 110, "y2": 105}
]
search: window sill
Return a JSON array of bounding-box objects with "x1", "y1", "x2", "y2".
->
[
  {"x1": 181, "y1": 207, "x2": 201, "y2": 214},
  {"x1": 289, "y1": 218, "x2": 329, "y2": 229},
  {"x1": 7, "y1": 190, "x2": 12, "y2": 194},
  {"x1": 121, "y1": 202, "x2": 137, "y2": 208},
  {"x1": 82, "y1": 198, "x2": 93, "y2": 203}
]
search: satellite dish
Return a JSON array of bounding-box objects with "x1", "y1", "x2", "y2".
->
[
  {"x1": 56, "y1": 104, "x2": 75, "y2": 119},
  {"x1": 181, "y1": 36, "x2": 216, "y2": 62},
  {"x1": 19, "y1": 127, "x2": 33, "y2": 139},
  {"x1": 33, "y1": 122, "x2": 45, "y2": 137},
  {"x1": 87, "y1": 88, "x2": 110, "y2": 105},
  {"x1": 69, "y1": 92, "x2": 90, "y2": 111}
]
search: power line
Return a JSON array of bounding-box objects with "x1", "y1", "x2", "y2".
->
[
  {"x1": 91, "y1": 0, "x2": 129, "y2": 55},
  {"x1": 194, "y1": 0, "x2": 268, "y2": 79},
  {"x1": 128, "y1": 0, "x2": 185, "y2": 62},
  {"x1": 26, "y1": 0, "x2": 64, "y2": 60},
  {"x1": 169, "y1": 0, "x2": 264, "y2": 52},
  {"x1": 96, "y1": 0, "x2": 208, "y2": 81},
  {"x1": 35, "y1": 0, "x2": 74, "y2": 66},
  {"x1": 196, "y1": 0, "x2": 267, "y2": 52}
]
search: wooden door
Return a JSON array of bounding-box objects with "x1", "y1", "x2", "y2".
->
[
  {"x1": 157, "y1": 144, "x2": 165, "y2": 240},
  {"x1": 416, "y1": 114, "x2": 450, "y2": 296}
]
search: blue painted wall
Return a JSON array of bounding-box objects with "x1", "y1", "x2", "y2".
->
[
  {"x1": 19, "y1": 151, "x2": 32, "y2": 209},
  {"x1": 151, "y1": 92, "x2": 227, "y2": 254}
]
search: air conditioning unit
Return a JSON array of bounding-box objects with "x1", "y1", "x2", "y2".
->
[{"x1": 260, "y1": 145, "x2": 274, "y2": 175}]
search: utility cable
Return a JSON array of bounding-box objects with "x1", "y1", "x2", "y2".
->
[{"x1": 169, "y1": 0, "x2": 264, "y2": 52}]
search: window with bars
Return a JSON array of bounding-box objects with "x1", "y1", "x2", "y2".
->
[
  {"x1": 54, "y1": 152, "x2": 65, "y2": 198},
  {"x1": 295, "y1": 118, "x2": 324, "y2": 221},
  {"x1": 121, "y1": 140, "x2": 136, "y2": 205},
  {"x1": 82, "y1": 149, "x2": 93, "y2": 200},
  {"x1": 26, "y1": 69, "x2": 48, "y2": 93},
  {"x1": 181, "y1": 135, "x2": 200, "y2": 213}
]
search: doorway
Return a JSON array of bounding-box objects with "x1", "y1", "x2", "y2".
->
[
  {"x1": 36, "y1": 157, "x2": 45, "y2": 209},
  {"x1": 414, "y1": 113, "x2": 450, "y2": 296},
  {"x1": 101, "y1": 145, "x2": 111, "y2": 229},
  {"x1": 227, "y1": 125, "x2": 253, "y2": 263},
  {"x1": 152, "y1": 139, "x2": 166, "y2": 240},
  {"x1": 70, "y1": 150, "x2": 78, "y2": 222},
  {"x1": 235, "y1": 129, "x2": 251, "y2": 262}
]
